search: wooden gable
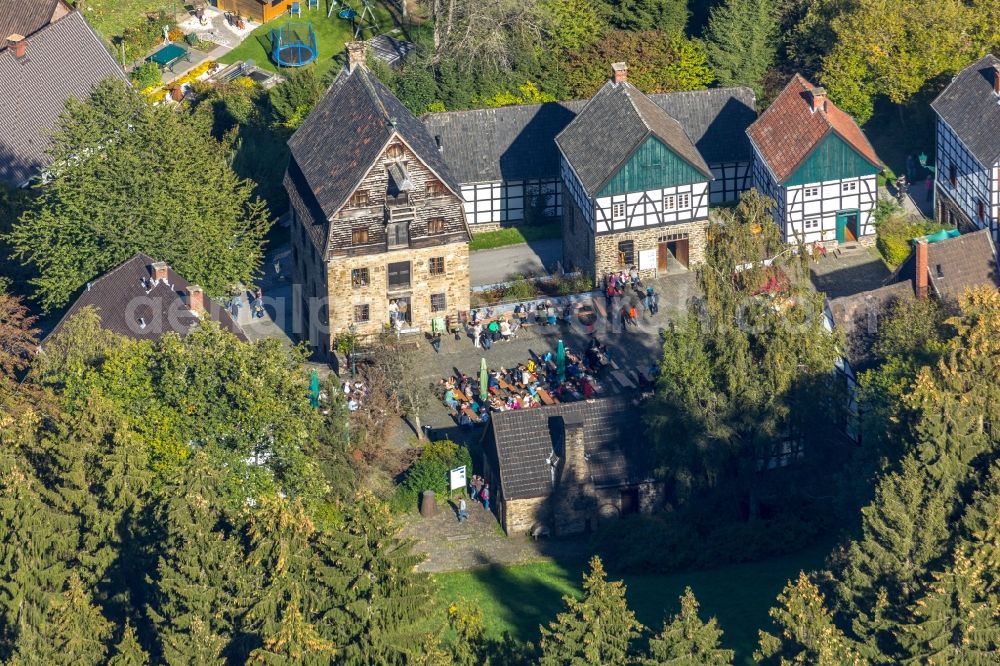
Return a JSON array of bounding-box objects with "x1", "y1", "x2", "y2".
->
[
  {"x1": 785, "y1": 132, "x2": 881, "y2": 187},
  {"x1": 598, "y1": 136, "x2": 709, "y2": 198}
]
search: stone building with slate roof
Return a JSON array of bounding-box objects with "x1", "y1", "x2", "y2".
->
[
  {"x1": 555, "y1": 63, "x2": 720, "y2": 280},
  {"x1": 480, "y1": 396, "x2": 661, "y2": 536},
  {"x1": 422, "y1": 84, "x2": 756, "y2": 231},
  {"x1": 43, "y1": 253, "x2": 247, "y2": 345},
  {"x1": 0, "y1": 8, "x2": 126, "y2": 187},
  {"x1": 931, "y1": 54, "x2": 1000, "y2": 238},
  {"x1": 284, "y1": 43, "x2": 471, "y2": 348},
  {"x1": 747, "y1": 75, "x2": 882, "y2": 247}
]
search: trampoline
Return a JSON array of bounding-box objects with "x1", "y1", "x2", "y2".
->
[{"x1": 270, "y1": 21, "x2": 317, "y2": 67}]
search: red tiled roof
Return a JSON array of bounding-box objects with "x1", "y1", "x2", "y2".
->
[{"x1": 747, "y1": 74, "x2": 880, "y2": 184}]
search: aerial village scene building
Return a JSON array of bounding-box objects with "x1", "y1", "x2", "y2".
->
[{"x1": 7, "y1": 0, "x2": 1000, "y2": 659}]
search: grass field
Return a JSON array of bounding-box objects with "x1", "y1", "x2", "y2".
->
[
  {"x1": 218, "y1": 1, "x2": 395, "y2": 80},
  {"x1": 431, "y1": 541, "x2": 833, "y2": 665},
  {"x1": 468, "y1": 221, "x2": 562, "y2": 252},
  {"x1": 79, "y1": 0, "x2": 175, "y2": 42}
]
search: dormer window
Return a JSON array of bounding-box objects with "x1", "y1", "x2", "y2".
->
[{"x1": 349, "y1": 190, "x2": 369, "y2": 207}]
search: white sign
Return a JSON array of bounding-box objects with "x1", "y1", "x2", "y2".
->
[
  {"x1": 638, "y1": 248, "x2": 657, "y2": 271},
  {"x1": 449, "y1": 465, "x2": 467, "y2": 491}
]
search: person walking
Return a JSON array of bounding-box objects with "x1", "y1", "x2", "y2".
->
[
  {"x1": 480, "y1": 484, "x2": 490, "y2": 511},
  {"x1": 458, "y1": 498, "x2": 468, "y2": 523}
]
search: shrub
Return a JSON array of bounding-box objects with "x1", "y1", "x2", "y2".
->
[
  {"x1": 129, "y1": 61, "x2": 162, "y2": 90},
  {"x1": 874, "y1": 202, "x2": 949, "y2": 267},
  {"x1": 391, "y1": 439, "x2": 473, "y2": 512}
]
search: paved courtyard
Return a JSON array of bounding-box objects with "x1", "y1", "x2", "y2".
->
[{"x1": 469, "y1": 239, "x2": 562, "y2": 287}]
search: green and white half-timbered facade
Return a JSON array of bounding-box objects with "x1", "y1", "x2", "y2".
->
[
  {"x1": 556, "y1": 63, "x2": 714, "y2": 279},
  {"x1": 747, "y1": 75, "x2": 882, "y2": 246}
]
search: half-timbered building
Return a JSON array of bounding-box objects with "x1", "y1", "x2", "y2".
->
[
  {"x1": 930, "y1": 54, "x2": 1000, "y2": 238},
  {"x1": 421, "y1": 86, "x2": 756, "y2": 230},
  {"x1": 747, "y1": 75, "x2": 882, "y2": 246},
  {"x1": 284, "y1": 43, "x2": 471, "y2": 350},
  {"x1": 555, "y1": 63, "x2": 715, "y2": 279}
]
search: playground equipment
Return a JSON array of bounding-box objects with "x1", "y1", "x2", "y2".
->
[
  {"x1": 270, "y1": 21, "x2": 318, "y2": 67},
  {"x1": 331, "y1": 0, "x2": 378, "y2": 38}
]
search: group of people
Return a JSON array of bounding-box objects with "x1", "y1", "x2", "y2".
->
[
  {"x1": 439, "y1": 339, "x2": 613, "y2": 427},
  {"x1": 606, "y1": 272, "x2": 660, "y2": 329},
  {"x1": 470, "y1": 317, "x2": 520, "y2": 349},
  {"x1": 341, "y1": 379, "x2": 368, "y2": 412}
]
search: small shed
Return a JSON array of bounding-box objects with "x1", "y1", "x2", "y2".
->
[{"x1": 216, "y1": 0, "x2": 295, "y2": 23}]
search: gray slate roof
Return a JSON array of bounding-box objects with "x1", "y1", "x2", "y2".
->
[
  {"x1": 366, "y1": 34, "x2": 414, "y2": 68},
  {"x1": 423, "y1": 86, "x2": 755, "y2": 188},
  {"x1": 890, "y1": 228, "x2": 1000, "y2": 300},
  {"x1": 287, "y1": 63, "x2": 461, "y2": 226},
  {"x1": 44, "y1": 253, "x2": 248, "y2": 344},
  {"x1": 932, "y1": 54, "x2": 1000, "y2": 167},
  {"x1": 487, "y1": 396, "x2": 653, "y2": 500},
  {"x1": 0, "y1": 0, "x2": 64, "y2": 48},
  {"x1": 556, "y1": 80, "x2": 713, "y2": 196},
  {"x1": 827, "y1": 281, "x2": 913, "y2": 368},
  {"x1": 0, "y1": 10, "x2": 126, "y2": 187}
]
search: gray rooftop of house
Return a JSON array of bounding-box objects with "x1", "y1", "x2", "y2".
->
[
  {"x1": 932, "y1": 54, "x2": 1000, "y2": 167},
  {"x1": 422, "y1": 86, "x2": 756, "y2": 186},
  {"x1": 0, "y1": 10, "x2": 127, "y2": 187},
  {"x1": 487, "y1": 396, "x2": 654, "y2": 500},
  {"x1": 890, "y1": 228, "x2": 1000, "y2": 301},
  {"x1": 827, "y1": 281, "x2": 913, "y2": 367}
]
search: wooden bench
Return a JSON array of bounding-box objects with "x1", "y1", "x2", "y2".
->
[
  {"x1": 499, "y1": 379, "x2": 518, "y2": 393},
  {"x1": 461, "y1": 406, "x2": 481, "y2": 423},
  {"x1": 611, "y1": 370, "x2": 636, "y2": 390},
  {"x1": 536, "y1": 388, "x2": 558, "y2": 406}
]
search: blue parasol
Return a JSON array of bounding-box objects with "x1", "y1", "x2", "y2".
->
[{"x1": 556, "y1": 339, "x2": 566, "y2": 383}]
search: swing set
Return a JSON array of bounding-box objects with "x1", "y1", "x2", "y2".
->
[{"x1": 327, "y1": 0, "x2": 379, "y2": 38}]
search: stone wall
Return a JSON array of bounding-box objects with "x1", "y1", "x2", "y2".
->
[
  {"x1": 325, "y1": 242, "x2": 470, "y2": 341},
  {"x1": 594, "y1": 218, "x2": 708, "y2": 280},
  {"x1": 562, "y1": 196, "x2": 596, "y2": 278},
  {"x1": 503, "y1": 496, "x2": 551, "y2": 535}
]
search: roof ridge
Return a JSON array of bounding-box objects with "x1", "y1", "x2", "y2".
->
[{"x1": 356, "y1": 65, "x2": 393, "y2": 128}]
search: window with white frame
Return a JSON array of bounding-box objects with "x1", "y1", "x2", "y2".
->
[
  {"x1": 663, "y1": 194, "x2": 676, "y2": 211},
  {"x1": 611, "y1": 202, "x2": 626, "y2": 219},
  {"x1": 803, "y1": 218, "x2": 821, "y2": 230},
  {"x1": 678, "y1": 192, "x2": 691, "y2": 209},
  {"x1": 804, "y1": 186, "x2": 820, "y2": 198},
  {"x1": 842, "y1": 182, "x2": 857, "y2": 192}
]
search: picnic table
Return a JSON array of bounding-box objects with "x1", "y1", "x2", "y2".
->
[
  {"x1": 148, "y1": 43, "x2": 190, "y2": 71},
  {"x1": 461, "y1": 406, "x2": 481, "y2": 423},
  {"x1": 611, "y1": 370, "x2": 636, "y2": 390},
  {"x1": 536, "y1": 388, "x2": 558, "y2": 406}
]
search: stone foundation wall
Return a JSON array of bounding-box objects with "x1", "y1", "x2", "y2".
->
[
  {"x1": 325, "y1": 243, "x2": 470, "y2": 342},
  {"x1": 501, "y1": 482, "x2": 665, "y2": 536},
  {"x1": 594, "y1": 219, "x2": 708, "y2": 280},
  {"x1": 503, "y1": 497, "x2": 551, "y2": 535}
]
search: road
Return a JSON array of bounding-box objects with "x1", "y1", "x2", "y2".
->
[{"x1": 469, "y1": 239, "x2": 563, "y2": 287}]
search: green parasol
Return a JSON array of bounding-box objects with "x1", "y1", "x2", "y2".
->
[
  {"x1": 479, "y1": 358, "x2": 489, "y2": 402},
  {"x1": 309, "y1": 368, "x2": 320, "y2": 408},
  {"x1": 556, "y1": 339, "x2": 566, "y2": 383}
]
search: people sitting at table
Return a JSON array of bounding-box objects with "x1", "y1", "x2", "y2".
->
[
  {"x1": 499, "y1": 319, "x2": 512, "y2": 341},
  {"x1": 444, "y1": 388, "x2": 460, "y2": 410}
]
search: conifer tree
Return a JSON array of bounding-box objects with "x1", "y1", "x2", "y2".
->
[
  {"x1": 539, "y1": 556, "x2": 643, "y2": 666},
  {"x1": 148, "y1": 453, "x2": 242, "y2": 664},
  {"x1": 319, "y1": 493, "x2": 431, "y2": 664},
  {"x1": 756, "y1": 572, "x2": 865, "y2": 665},
  {"x1": 247, "y1": 593, "x2": 335, "y2": 665},
  {"x1": 704, "y1": 0, "x2": 778, "y2": 96},
  {"x1": 108, "y1": 622, "x2": 149, "y2": 666},
  {"x1": 642, "y1": 587, "x2": 734, "y2": 665}
]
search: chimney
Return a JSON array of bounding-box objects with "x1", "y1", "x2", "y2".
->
[
  {"x1": 186, "y1": 285, "x2": 205, "y2": 314},
  {"x1": 345, "y1": 41, "x2": 366, "y2": 72},
  {"x1": 611, "y1": 62, "x2": 628, "y2": 84},
  {"x1": 150, "y1": 261, "x2": 169, "y2": 283},
  {"x1": 8, "y1": 34, "x2": 26, "y2": 58},
  {"x1": 993, "y1": 64, "x2": 1000, "y2": 95},
  {"x1": 810, "y1": 86, "x2": 827, "y2": 112},
  {"x1": 562, "y1": 417, "x2": 589, "y2": 486},
  {"x1": 915, "y1": 238, "x2": 929, "y2": 299}
]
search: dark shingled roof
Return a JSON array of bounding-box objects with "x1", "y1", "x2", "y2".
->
[
  {"x1": 487, "y1": 397, "x2": 654, "y2": 500},
  {"x1": 891, "y1": 228, "x2": 1000, "y2": 300},
  {"x1": 44, "y1": 253, "x2": 248, "y2": 344},
  {"x1": 556, "y1": 80, "x2": 712, "y2": 196},
  {"x1": 827, "y1": 281, "x2": 913, "y2": 368},
  {"x1": 0, "y1": 0, "x2": 65, "y2": 48},
  {"x1": 747, "y1": 74, "x2": 880, "y2": 184},
  {"x1": 0, "y1": 10, "x2": 127, "y2": 187},
  {"x1": 932, "y1": 54, "x2": 1000, "y2": 167},
  {"x1": 287, "y1": 63, "x2": 462, "y2": 226}
]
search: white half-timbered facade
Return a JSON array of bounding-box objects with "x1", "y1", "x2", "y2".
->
[
  {"x1": 931, "y1": 54, "x2": 1000, "y2": 239},
  {"x1": 423, "y1": 86, "x2": 756, "y2": 230},
  {"x1": 747, "y1": 75, "x2": 882, "y2": 246},
  {"x1": 593, "y1": 181, "x2": 710, "y2": 234}
]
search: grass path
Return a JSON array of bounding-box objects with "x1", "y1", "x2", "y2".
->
[{"x1": 431, "y1": 540, "x2": 833, "y2": 664}]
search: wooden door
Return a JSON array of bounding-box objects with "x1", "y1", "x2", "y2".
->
[
  {"x1": 657, "y1": 243, "x2": 668, "y2": 271},
  {"x1": 674, "y1": 239, "x2": 689, "y2": 267}
]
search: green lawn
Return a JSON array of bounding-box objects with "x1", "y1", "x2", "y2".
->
[
  {"x1": 218, "y1": 1, "x2": 395, "y2": 80},
  {"x1": 80, "y1": 0, "x2": 173, "y2": 42},
  {"x1": 468, "y1": 221, "x2": 562, "y2": 252},
  {"x1": 431, "y1": 541, "x2": 833, "y2": 665}
]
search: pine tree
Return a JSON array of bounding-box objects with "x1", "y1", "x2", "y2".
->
[
  {"x1": 610, "y1": 0, "x2": 689, "y2": 34},
  {"x1": 642, "y1": 587, "x2": 734, "y2": 665},
  {"x1": 148, "y1": 452, "x2": 242, "y2": 665},
  {"x1": 319, "y1": 493, "x2": 432, "y2": 664},
  {"x1": 756, "y1": 572, "x2": 865, "y2": 665},
  {"x1": 539, "y1": 556, "x2": 644, "y2": 666},
  {"x1": 704, "y1": 0, "x2": 778, "y2": 97},
  {"x1": 108, "y1": 622, "x2": 149, "y2": 666},
  {"x1": 246, "y1": 592, "x2": 335, "y2": 665}
]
